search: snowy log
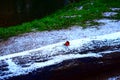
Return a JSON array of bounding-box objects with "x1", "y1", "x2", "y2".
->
[{"x1": 0, "y1": 32, "x2": 120, "y2": 80}]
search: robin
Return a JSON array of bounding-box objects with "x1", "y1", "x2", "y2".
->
[{"x1": 64, "y1": 41, "x2": 70, "y2": 46}]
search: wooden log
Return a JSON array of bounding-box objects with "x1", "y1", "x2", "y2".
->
[{"x1": 0, "y1": 32, "x2": 120, "y2": 80}]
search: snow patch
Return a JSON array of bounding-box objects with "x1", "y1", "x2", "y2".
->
[
  {"x1": 103, "y1": 12, "x2": 118, "y2": 17},
  {"x1": 77, "y1": 6, "x2": 83, "y2": 10},
  {"x1": 110, "y1": 8, "x2": 120, "y2": 11},
  {"x1": 61, "y1": 15, "x2": 81, "y2": 18},
  {"x1": 108, "y1": 76, "x2": 120, "y2": 80}
]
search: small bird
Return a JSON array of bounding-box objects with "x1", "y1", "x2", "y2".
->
[{"x1": 64, "y1": 41, "x2": 70, "y2": 46}]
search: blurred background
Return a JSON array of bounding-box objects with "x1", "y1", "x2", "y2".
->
[{"x1": 0, "y1": 0, "x2": 79, "y2": 27}]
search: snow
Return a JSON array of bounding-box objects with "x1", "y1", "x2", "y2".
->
[
  {"x1": 103, "y1": 7, "x2": 120, "y2": 17},
  {"x1": 77, "y1": 6, "x2": 83, "y2": 10},
  {"x1": 61, "y1": 15, "x2": 82, "y2": 18},
  {"x1": 0, "y1": 53, "x2": 102, "y2": 80},
  {"x1": 108, "y1": 76, "x2": 120, "y2": 80},
  {"x1": 26, "y1": 53, "x2": 102, "y2": 70},
  {"x1": 103, "y1": 12, "x2": 118, "y2": 17},
  {"x1": 110, "y1": 8, "x2": 120, "y2": 11},
  {"x1": 6, "y1": 59, "x2": 24, "y2": 74}
]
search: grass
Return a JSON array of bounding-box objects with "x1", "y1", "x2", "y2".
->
[{"x1": 0, "y1": 0, "x2": 120, "y2": 40}]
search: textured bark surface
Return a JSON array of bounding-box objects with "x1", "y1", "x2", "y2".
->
[
  {"x1": 0, "y1": 32, "x2": 120, "y2": 80},
  {"x1": 4, "y1": 51, "x2": 120, "y2": 80}
]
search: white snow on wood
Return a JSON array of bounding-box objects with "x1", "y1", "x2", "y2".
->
[
  {"x1": 0, "y1": 31, "x2": 120, "y2": 79},
  {"x1": 0, "y1": 53, "x2": 102, "y2": 80},
  {"x1": 0, "y1": 31, "x2": 120, "y2": 60}
]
